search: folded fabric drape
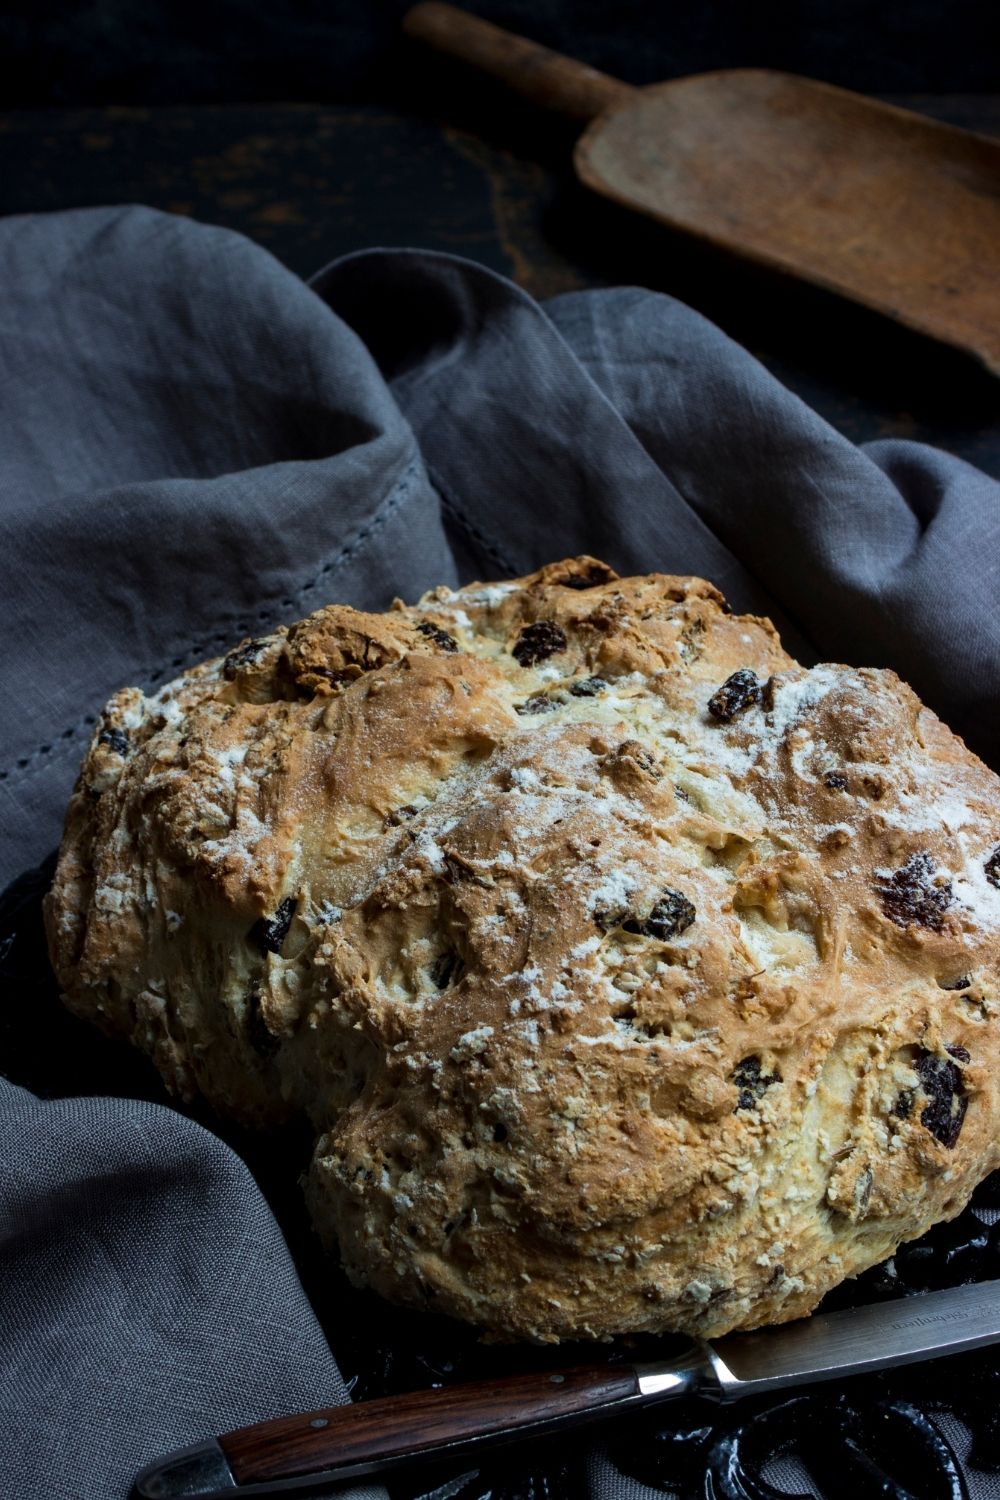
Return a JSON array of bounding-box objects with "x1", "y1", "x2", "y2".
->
[{"x1": 1, "y1": 206, "x2": 997, "y2": 1500}]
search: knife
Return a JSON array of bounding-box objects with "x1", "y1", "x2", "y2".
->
[{"x1": 134, "y1": 1279, "x2": 1000, "y2": 1498}]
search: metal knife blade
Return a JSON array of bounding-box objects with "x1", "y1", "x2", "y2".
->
[{"x1": 659, "y1": 1278, "x2": 1000, "y2": 1400}]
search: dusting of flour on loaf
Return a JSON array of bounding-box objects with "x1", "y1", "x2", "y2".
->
[{"x1": 46, "y1": 555, "x2": 1000, "y2": 1345}]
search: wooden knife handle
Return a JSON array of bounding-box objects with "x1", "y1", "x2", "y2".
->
[
  {"x1": 403, "y1": 2, "x2": 635, "y2": 122},
  {"x1": 220, "y1": 1363, "x2": 641, "y2": 1486}
]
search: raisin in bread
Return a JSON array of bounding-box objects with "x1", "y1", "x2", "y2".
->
[{"x1": 45, "y1": 557, "x2": 1000, "y2": 1342}]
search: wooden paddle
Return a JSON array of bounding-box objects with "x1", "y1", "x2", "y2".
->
[{"x1": 404, "y1": 2, "x2": 1000, "y2": 375}]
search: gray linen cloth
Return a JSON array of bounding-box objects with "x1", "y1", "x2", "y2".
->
[{"x1": 1, "y1": 206, "x2": 998, "y2": 1500}]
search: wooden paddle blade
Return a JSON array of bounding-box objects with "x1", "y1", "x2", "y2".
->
[{"x1": 574, "y1": 70, "x2": 1000, "y2": 375}]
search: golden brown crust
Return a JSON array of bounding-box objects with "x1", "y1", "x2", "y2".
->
[{"x1": 45, "y1": 557, "x2": 1000, "y2": 1341}]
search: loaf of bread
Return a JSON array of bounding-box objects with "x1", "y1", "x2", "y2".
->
[{"x1": 45, "y1": 557, "x2": 1000, "y2": 1342}]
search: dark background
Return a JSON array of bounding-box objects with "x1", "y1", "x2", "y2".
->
[
  {"x1": 1, "y1": 2, "x2": 998, "y2": 474},
  {"x1": 4, "y1": 0, "x2": 996, "y2": 106}
]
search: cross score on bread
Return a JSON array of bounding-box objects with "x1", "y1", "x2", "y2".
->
[{"x1": 45, "y1": 557, "x2": 1000, "y2": 1343}]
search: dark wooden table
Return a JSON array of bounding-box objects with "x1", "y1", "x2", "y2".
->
[{"x1": 2, "y1": 90, "x2": 998, "y2": 473}]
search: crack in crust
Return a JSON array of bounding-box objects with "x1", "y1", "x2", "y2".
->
[{"x1": 45, "y1": 556, "x2": 1000, "y2": 1343}]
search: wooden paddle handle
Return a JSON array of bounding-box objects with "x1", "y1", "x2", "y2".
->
[
  {"x1": 219, "y1": 1364, "x2": 642, "y2": 1486},
  {"x1": 403, "y1": 2, "x2": 635, "y2": 122}
]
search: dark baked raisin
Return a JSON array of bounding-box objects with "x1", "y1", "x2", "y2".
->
[
  {"x1": 245, "y1": 988, "x2": 279, "y2": 1058},
  {"x1": 707, "y1": 669, "x2": 762, "y2": 723},
  {"x1": 569, "y1": 676, "x2": 607, "y2": 698},
  {"x1": 249, "y1": 896, "x2": 297, "y2": 956},
  {"x1": 873, "y1": 852, "x2": 953, "y2": 931},
  {"x1": 492, "y1": 1122, "x2": 509, "y2": 1142},
  {"x1": 938, "y1": 975, "x2": 971, "y2": 990},
  {"x1": 945, "y1": 1043, "x2": 971, "y2": 1063},
  {"x1": 914, "y1": 1049, "x2": 967, "y2": 1147},
  {"x1": 515, "y1": 696, "x2": 556, "y2": 716},
  {"x1": 430, "y1": 950, "x2": 464, "y2": 990},
  {"x1": 512, "y1": 620, "x2": 567, "y2": 667},
  {"x1": 384, "y1": 804, "x2": 419, "y2": 828},
  {"x1": 985, "y1": 846, "x2": 1000, "y2": 889},
  {"x1": 98, "y1": 727, "x2": 129, "y2": 755},
  {"x1": 824, "y1": 772, "x2": 849, "y2": 790},
  {"x1": 891, "y1": 1089, "x2": 914, "y2": 1119},
  {"x1": 416, "y1": 621, "x2": 458, "y2": 652},
  {"x1": 223, "y1": 637, "x2": 272, "y2": 679},
  {"x1": 621, "y1": 890, "x2": 696, "y2": 941},
  {"x1": 557, "y1": 561, "x2": 617, "y2": 590},
  {"x1": 732, "y1": 1055, "x2": 781, "y2": 1111}
]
